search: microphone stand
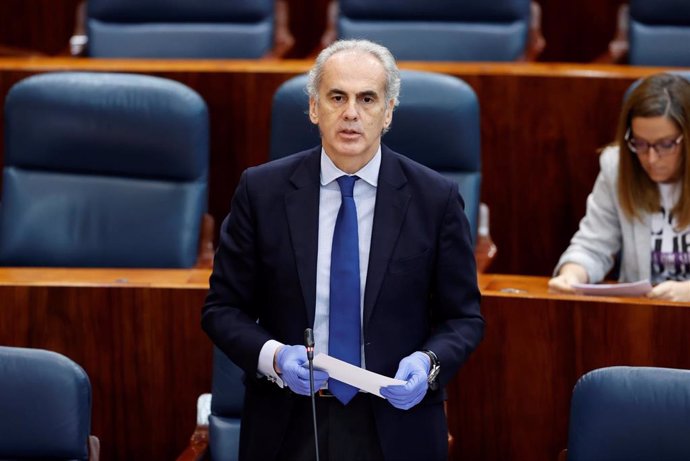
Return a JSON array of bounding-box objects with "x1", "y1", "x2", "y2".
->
[{"x1": 304, "y1": 328, "x2": 320, "y2": 461}]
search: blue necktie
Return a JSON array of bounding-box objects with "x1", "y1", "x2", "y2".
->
[{"x1": 329, "y1": 175, "x2": 361, "y2": 405}]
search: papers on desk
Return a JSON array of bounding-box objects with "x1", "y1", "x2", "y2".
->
[
  {"x1": 571, "y1": 280, "x2": 652, "y2": 297},
  {"x1": 312, "y1": 353, "x2": 405, "y2": 398}
]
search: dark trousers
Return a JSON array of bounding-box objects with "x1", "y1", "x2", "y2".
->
[{"x1": 277, "y1": 392, "x2": 384, "y2": 461}]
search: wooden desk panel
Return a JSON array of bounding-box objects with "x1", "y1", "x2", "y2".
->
[
  {"x1": 0, "y1": 268, "x2": 212, "y2": 461},
  {"x1": 0, "y1": 60, "x2": 674, "y2": 276},
  {"x1": 448, "y1": 274, "x2": 690, "y2": 461},
  {"x1": 3, "y1": 268, "x2": 688, "y2": 461}
]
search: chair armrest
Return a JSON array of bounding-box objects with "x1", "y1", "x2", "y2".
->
[
  {"x1": 195, "y1": 213, "x2": 215, "y2": 268},
  {"x1": 594, "y1": 4, "x2": 629, "y2": 63},
  {"x1": 474, "y1": 203, "x2": 497, "y2": 273},
  {"x1": 88, "y1": 435, "x2": 100, "y2": 461},
  {"x1": 475, "y1": 234, "x2": 497, "y2": 273},
  {"x1": 520, "y1": 1, "x2": 546, "y2": 61},
  {"x1": 68, "y1": 0, "x2": 88, "y2": 56},
  {"x1": 263, "y1": 0, "x2": 295, "y2": 59},
  {"x1": 311, "y1": 0, "x2": 339, "y2": 58},
  {"x1": 177, "y1": 394, "x2": 211, "y2": 461},
  {"x1": 177, "y1": 425, "x2": 209, "y2": 461}
]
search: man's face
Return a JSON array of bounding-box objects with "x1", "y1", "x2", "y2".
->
[{"x1": 309, "y1": 50, "x2": 394, "y2": 172}]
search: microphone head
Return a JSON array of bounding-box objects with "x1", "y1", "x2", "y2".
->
[{"x1": 304, "y1": 328, "x2": 315, "y2": 348}]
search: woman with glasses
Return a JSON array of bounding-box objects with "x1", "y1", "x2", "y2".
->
[{"x1": 549, "y1": 73, "x2": 690, "y2": 301}]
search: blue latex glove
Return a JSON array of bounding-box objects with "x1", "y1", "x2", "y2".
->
[
  {"x1": 380, "y1": 351, "x2": 430, "y2": 410},
  {"x1": 275, "y1": 345, "x2": 329, "y2": 396}
]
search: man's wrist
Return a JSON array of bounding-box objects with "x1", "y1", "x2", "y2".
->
[
  {"x1": 258, "y1": 340, "x2": 284, "y2": 384},
  {"x1": 273, "y1": 346, "x2": 283, "y2": 375},
  {"x1": 421, "y1": 350, "x2": 440, "y2": 390}
]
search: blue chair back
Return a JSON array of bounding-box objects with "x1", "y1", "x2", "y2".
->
[
  {"x1": 566, "y1": 366, "x2": 690, "y2": 461},
  {"x1": 1, "y1": 72, "x2": 209, "y2": 267},
  {"x1": 208, "y1": 347, "x2": 245, "y2": 461},
  {"x1": 629, "y1": 0, "x2": 690, "y2": 66},
  {"x1": 270, "y1": 70, "x2": 481, "y2": 242},
  {"x1": 86, "y1": 0, "x2": 274, "y2": 58},
  {"x1": 0, "y1": 346, "x2": 94, "y2": 460},
  {"x1": 337, "y1": 0, "x2": 531, "y2": 61}
]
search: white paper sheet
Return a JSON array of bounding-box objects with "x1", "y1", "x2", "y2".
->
[
  {"x1": 571, "y1": 280, "x2": 652, "y2": 297},
  {"x1": 312, "y1": 353, "x2": 405, "y2": 398}
]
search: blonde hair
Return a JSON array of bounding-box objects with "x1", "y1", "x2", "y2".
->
[{"x1": 617, "y1": 73, "x2": 690, "y2": 228}]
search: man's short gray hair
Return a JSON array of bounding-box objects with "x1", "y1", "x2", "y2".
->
[{"x1": 306, "y1": 39, "x2": 401, "y2": 108}]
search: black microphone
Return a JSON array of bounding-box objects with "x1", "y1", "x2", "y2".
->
[
  {"x1": 304, "y1": 328, "x2": 320, "y2": 461},
  {"x1": 304, "y1": 328, "x2": 315, "y2": 360}
]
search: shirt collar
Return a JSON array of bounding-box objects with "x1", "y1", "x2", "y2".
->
[{"x1": 320, "y1": 146, "x2": 381, "y2": 187}]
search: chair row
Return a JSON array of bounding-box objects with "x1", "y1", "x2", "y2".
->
[
  {"x1": 6, "y1": 69, "x2": 690, "y2": 270},
  {"x1": 0, "y1": 70, "x2": 491, "y2": 269},
  {"x1": 69, "y1": 0, "x2": 544, "y2": 61},
  {"x1": 67, "y1": 0, "x2": 690, "y2": 66},
  {"x1": 3, "y1": 344, "x2": 689, "y2": 461}
]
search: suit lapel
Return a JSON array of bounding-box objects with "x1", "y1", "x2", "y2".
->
[
  {"x1": 285, "y1": 148, "x2": 321, "y2": 327},
  {"x1": 363, "y1": 147, "x2": 410, "y2": 327}
]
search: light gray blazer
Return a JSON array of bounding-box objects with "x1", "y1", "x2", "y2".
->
[{"x1": 554, "y1": 146, "x2": 651, "y2": 283}]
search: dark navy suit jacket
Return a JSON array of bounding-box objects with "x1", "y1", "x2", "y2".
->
[{"x1": 202, "y1": 144, "x2": 484, "y2": 460}]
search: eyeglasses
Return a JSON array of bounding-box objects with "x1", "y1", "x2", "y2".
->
[{"x1": 625, "y1": 128, "x2": 683, "y2": 157}]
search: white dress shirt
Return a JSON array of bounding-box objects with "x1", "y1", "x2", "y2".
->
[{"x1": 257, "y1": 147, "x2": 381, "y2": 386}]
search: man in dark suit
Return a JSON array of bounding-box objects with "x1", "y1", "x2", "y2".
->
[{"x1": 202, "y1": 39, "x2": 484, "y2": 461}]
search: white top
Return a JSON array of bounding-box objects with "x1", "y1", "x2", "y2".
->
[{"x1": 650, "y1": 182, "x2": 690, "y2": 284}]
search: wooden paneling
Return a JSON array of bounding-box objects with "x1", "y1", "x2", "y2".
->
[
  {"x1": 285, "y1": 0, "x2": 330, "y2": 57},
  {"x1": 0, "y1": 0, "x2": 79, "y2": 56},
  {"x1": 0, "y1": 59, "x2": 671, "y2": 275},
  {"x1": 0, "y1": 268, "x2": 212, "y2": 461},
  {"x1": 539, "y1": 0, "x2": 627, "y2": 62},
  {"x1": 448, "y1": 274, "x2": 690, "y2": 461}
]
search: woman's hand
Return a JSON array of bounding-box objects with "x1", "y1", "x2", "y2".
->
[
  {"x1": 647, "y1": 280, "x2": 690, "y2": 302},
  {"x1": 548, "y1": 263, "x2": 588, "y2": 294}
]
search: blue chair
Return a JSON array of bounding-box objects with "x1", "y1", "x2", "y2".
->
[
  {"x1": 628, "y1": 0, "x2": 690, "y2": 66},
  {"x1": 72, "y1": 0, "x2": 292, "y2": 58},
  {"x1": 319, "y1": 0, "x2": 545, "y2": 61},
  {"x1": 270, "y1": 70, "x2": 484, "y2": 244},
  {"x1": 0, "y1": 346, "x2": 98, "y2": 460},
  {"x1": 207, "y1": 347, "x2": 245, "y2": 461},
  {"x1": 562, "y1": 366, "x2": 690, "y2": 461},
  {"x1": 605, "y1": 1, "x2": 690, "y2": 65},
  {"x1": 0, "y1": 72, "x2": 210, "y2": 268},
  {"x1": 178, "y1": 347, "x2": 245, "y2": 461}
]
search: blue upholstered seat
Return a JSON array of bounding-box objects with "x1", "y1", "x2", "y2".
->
[
  {"x1": 629, "y1": 0, "x2": 690, "y2": 66},
  {"x1": 0, "y1": 72, "x2": 209, "y2": 267},
  {"x1": 335, "y1": 0, "x2": 534, "y2": 61},
  {"x1": 0, "y1": 346, "x2": 96, "y2": 460},
  {"x1": 208, "y1": 347, "x2": 245, "y2": 461},
  {"x1": 270, "y1": 70, "x2": 482, "y2": 243},
  {"x1": 85, "y1": 0, "x2": 275, "y2": 58},
  {"x1": 565, "y1": 366, "x2": 690, "y2": 461}
]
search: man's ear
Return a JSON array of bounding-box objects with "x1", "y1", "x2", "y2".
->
[
  {"x1": 383, "y1": 99, "x2": 395, "y2": 129},
  {"x1": 309, "y1": 97, "x2": 319, "y2": 125}
]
